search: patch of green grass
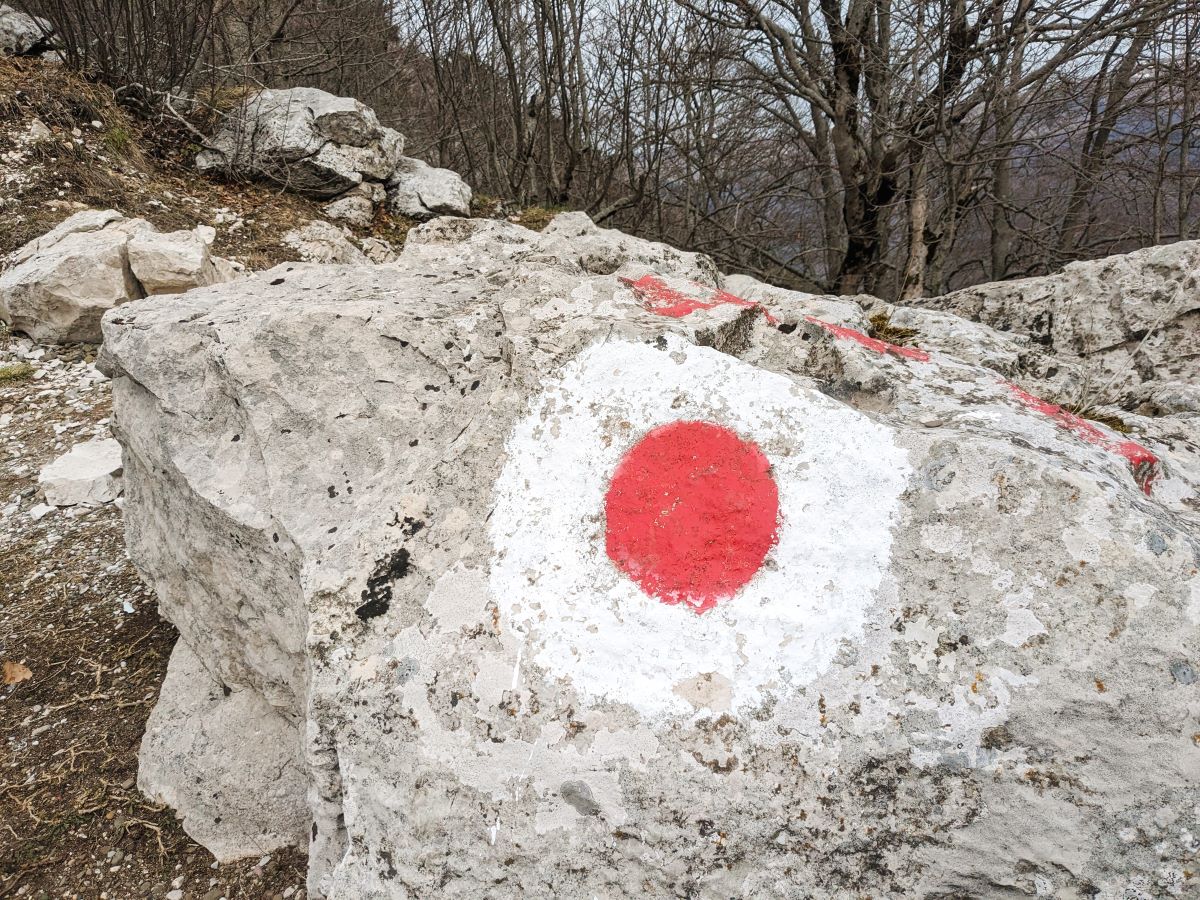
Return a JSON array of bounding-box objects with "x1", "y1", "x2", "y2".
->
[
  {"x1": 0, "y1": 362, "x2": 34, "y2": 383},
  {"x1": 867, "y1": 310, "x2": 920, "y2": 346},
  {"x1": 102, "y1": 125, "x2": 132, "y2": 155}
]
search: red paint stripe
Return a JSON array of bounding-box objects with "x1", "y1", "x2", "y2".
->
[
  {"x1": 623, "y1": 275, "x2": 779, "y2": 325},
  {"x1": 805, "y1": 316, "x2": 931, "y2": 362},
  {"x1": 1004, "y1": 381, "x2": 1160, "y2": 495}
]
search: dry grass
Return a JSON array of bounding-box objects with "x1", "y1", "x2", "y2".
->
[
  {"x1": 0, "y1": 362, "x2": 34, "y2": 383},
  {"x1": 867, "y1": 310, "x2": 921, "y2": 347},
  {"x1": 510, "y1": 204, "x2": 567, "y2": 231}
]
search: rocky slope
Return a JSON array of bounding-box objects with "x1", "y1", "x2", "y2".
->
[{"x1": 909, "y1": 240, "x2": 1200, "y2": 400}]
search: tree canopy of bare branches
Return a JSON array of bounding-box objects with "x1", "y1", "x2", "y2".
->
[{"x1": 20, "y1": 0, "x2": 1200, "y2": 299}]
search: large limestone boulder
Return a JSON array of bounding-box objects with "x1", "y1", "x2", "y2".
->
[
  {"x1": 101, "y1": 215, "x2": 1200, "y2": 898},
  {"x1": 0, "y1": 210, "x2": 239, "y2": 343},
  {"x1": 196, "y1": 87, "x2": 406, "y2": 199},
  {"x1": 0, "y1": 3, "x2": 52, "y2": 56},
  {"x1": 197, "y1": 86, "x2": 474, "y2": 222},
  {"x1": 912, "y1": 240, "x2": 1200, "y2": 395}
]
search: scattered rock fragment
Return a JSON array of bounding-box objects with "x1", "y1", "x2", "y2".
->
[
  {"x1": 385, "y1": 157, "x2": 471, "y2": 219},
  {"x1": 38, "y1": 436, "x2": 122, "y2": 506}
]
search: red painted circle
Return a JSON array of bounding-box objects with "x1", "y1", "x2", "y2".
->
[{"x1": 604, "y1": 421, "x2": 780, "y2": 613}]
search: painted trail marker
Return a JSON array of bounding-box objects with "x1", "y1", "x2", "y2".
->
[
  {"x1": 489, "y1": 336, "x2": 910, "y2": 718},
  {"x1": 604, "y1": 420, "x2": 780, "y2": 614},
  {"x1": 622, "y1": 274, "x2": 778, "y2": 324},
  {"x1": 1003, "y1": 380, "x2": 1160, "y2": 494}
]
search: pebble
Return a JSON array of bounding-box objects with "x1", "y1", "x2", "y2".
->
[{"x1": 29, "y1": 503, "x2": 55, "y2": 521}]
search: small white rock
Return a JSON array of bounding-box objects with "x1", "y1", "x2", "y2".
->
[
  {"x1": 38, "y1": 437, "x2": 123, "y2": 507},
  {"x1": 28, "y1": 503, "x2": 54, "y2": 521}
]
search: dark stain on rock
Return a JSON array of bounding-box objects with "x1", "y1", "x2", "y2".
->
[
  {"x1": 560, "y1": 780, "x2": 602, "y2": 817},
  {"x1": 1170, "y1": 660, "x2": 1195, "y2": 685},
  {"x1": 355, "y1": 549, "x2": 411, "y2": 620}
]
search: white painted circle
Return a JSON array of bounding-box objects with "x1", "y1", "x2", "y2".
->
[{"x1": 488, "y1": 336, "x2": 910, "y2": 719}]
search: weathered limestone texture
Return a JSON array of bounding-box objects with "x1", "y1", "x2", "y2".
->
[
  {"x1": 1, "y1": 210, "x2": 238, "y2": 343},
  {"x1": 912, "y1": 240, "x2": 1200, "y2": 394},
  {"x1": 102, "y1": 214, "x2": 1200, "y2": 898}
]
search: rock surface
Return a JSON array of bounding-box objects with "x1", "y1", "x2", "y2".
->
[
  {"x1": 282, "y1": 220, "x2": 369, "y2": 265},
  {"x1": 138, "y1": 640, "x2": 309, "y2": 862},
  {"x1": 386, "y1": 157, "x2": 472, "y2": 219},
  {"x1": 0, "y1": 3, "x2": 52, "y2": 56},
  {"x1": 196, "y1": 88, "x2": 404, "y2": 199},
  {"x1": 1, "y1": 210, "x2": 239, "y2": 343},
  {"x1": 197, "y1": 86, "x2": 472, "y2": 221},
  {"x1": 912, "y1": 240, "x2": 1200, "y2": 397},
  {"x1": 38, "y1": 436, "x2": 122, "y2": 506},
  {"x1": 102, "y1": 215, "x2": 1200, "y2": 898}
]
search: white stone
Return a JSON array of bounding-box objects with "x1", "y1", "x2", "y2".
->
[
  {"x1": 26, "y1": 118, "x2": 51, "y2": 145},
  {"x1": 386, "y1": 157, "x2": 471, "y2": 219},
  {"x1": 0, "y1": 210, "x2": 238, "y2": 343},
  {"x1": 138, "y1": 640, "x2": 309, "y2": 862},
  {"x1": 282, "y1": 220, "x2": 368, "y2": 265},
  {"x1": 358, "y1": 237, "x2": 396, "y2": 264},
  {"x1": 28, "y1": 502, "x2": 54, "y2": 521},
  {"x1": 127, "y1": 228, "x2": 230, "y2": 295},
  {"x1": 38, "y1": 437, "x2": 122, "y2": 506},
  {"x1": 322, "y1": 195, "x2": 374, "y2": 227},
  {"x1": 1, "y1": 227, "x2": 138, "y2": 344},
  {"x1": 100, "y1": 214, "x2": 1200, "y2": 898},
  {"x1": 196, "y1": 88, "x2": 404, "y2": 199}
]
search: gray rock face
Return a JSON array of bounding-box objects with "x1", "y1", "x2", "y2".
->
[
  {"x1": 196, "y1": 87, "x2": 405, "y2": 199},
  {"x1": 385, "y1": 157, "x2": 472, "y2": 219},
  {"x1": 102, "y1": 215, "x2": 1200, "y2": 899},
  {"x1": 912, "y1": 240, "x2": 1200, "y2": 397},
  {"x1": 197, "y1": 86, "x2": 473, "y2": 222},
  {"x1": 138, "y1": 640, "x2": 309, "y2": 861},
  {"x1": 0, "y1": 3, "x2": 52, "y2": 56},
  {"x1": 0, "y1": 210, "x2": 239, "y2": 344}
]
